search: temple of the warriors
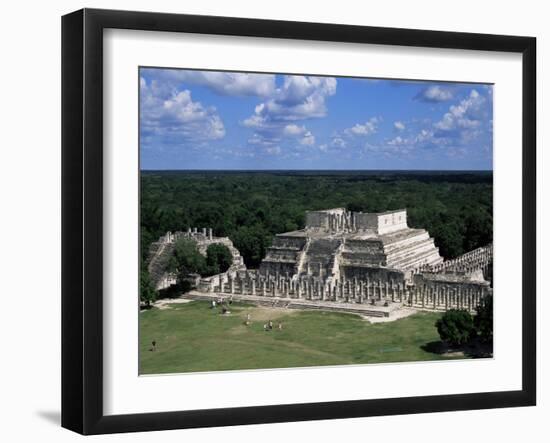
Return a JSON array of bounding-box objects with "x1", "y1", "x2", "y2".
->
[{"x1": 147, "y1": 208, "x2": 492, "y2": 318}]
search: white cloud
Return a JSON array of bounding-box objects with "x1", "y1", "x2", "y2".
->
[
  {"x1": 344, "y1": 117, "x2": 379, "y2": 136},
  {"x1": 245, "y1": 75, "x2": 337, "y2": 128},
  {"x1": 371, "y1": 87, "x2": 491, "y2": 159},
  {"x1": 416, "y1": 85, "x2": 454, "y2": 102},
  {"x1": 435, "y1": 89, "x2": 486, "y2": 132},
  {"x1": 242, "y1": 75, "x2": 336, "y2": 150},
  {"x1": 140, "y1": 77, "x2": 225, "y2": 144},
  {"x1": 394, "y1": 121, "x2": 405, "y2": 131},
  {"x1": 300, "y1": 131, "x2": 315, "y2": 146},
  {"x1": 149, "y1": 69, "x2": 276, "y2": 97},
  {"x1": 331, "y1": 137, "x2": 347, "y2": 149},
  {"x1": 265, "y1": 146, "x2": 282, "y2": 155},
  {"x1": 283, "y1": 124, "x2": 306, "y2": 136},
  {"x1": 388, "y1": 135, "x2": 406, "y2": 146},
  {"x1": 248, "y1": 133, "x2": 280, "y2": 147}
]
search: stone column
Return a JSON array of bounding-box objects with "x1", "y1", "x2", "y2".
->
[{"x1": 251, "y1": 278, "x2": 256, "y2": 296}]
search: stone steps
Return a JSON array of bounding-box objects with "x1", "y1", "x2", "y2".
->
[{"x1": 385, "y1": 237, "x2": 441, "y2": 269}]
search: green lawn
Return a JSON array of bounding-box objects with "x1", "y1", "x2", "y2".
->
[{"x1": 139, "y1": 301, "x2": 465, "y2": 374}]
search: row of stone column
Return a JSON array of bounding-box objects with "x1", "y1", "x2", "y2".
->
[
  {"x1": 184, "y1": 227, "x2": 213, "y2": 240},
  {"x1": 407, "y1": 284, "x2": 489, "y2": 312},
  {"x1": 218, "y1": 273, "x2": 409, "y2": 304},
  {"x1": 430, "y1": 244, "x2": 493, "y2": 274},
  {"x1": 213, "y1": 271, "x2": 490, "y2": 312},
  {"x1": 327, "y1": 212, "x2": 356, "y2": 232}
]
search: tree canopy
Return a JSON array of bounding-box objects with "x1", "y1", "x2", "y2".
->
[
  {"x1": 168, "y1": 238, "x2": 234, "y2": 284},
  {"x1": 169, "y1": 238, "x2": 206, "y2": 283},
  {"x1": 205, "y1": 243, "x2": 233, "y2": 276},
  {"x1": 474, "y1": 294, "x2": 493, "y2": 343},
  {"x1": 140, "y1": 269, "x2": 157, "y2": 307},
  {"x1": 436, "y1": 309, "x2": 475, "y2": 347}
]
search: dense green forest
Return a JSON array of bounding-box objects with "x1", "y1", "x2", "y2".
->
[{"x1": 141, "y1": 171, "x2": 493, "y2": 268}]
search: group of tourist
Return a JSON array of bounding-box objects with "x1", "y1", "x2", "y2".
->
[
  {"x1": 263, "y1": 319, "x2": 283, "y2": 332},
  {"x1": 243, "y1": 312, "x2": 283, "y2": 332},
  {"x1": 211, "y1": 296, "x2": 234, "y2": 315},
  {"x1": 210, "y1": 297, "x2": 284, "y2": 332}
]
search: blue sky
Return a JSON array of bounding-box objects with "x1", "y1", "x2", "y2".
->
[{"x1": 140, "y1": 68, "x2": 493, "y2": 170}]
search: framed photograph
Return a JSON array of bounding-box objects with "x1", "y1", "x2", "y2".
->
[{"x1": 61, "y1": 8, "x2": 536, "y2": 435}]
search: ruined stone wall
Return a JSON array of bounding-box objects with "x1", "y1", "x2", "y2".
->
[
  {"x1": 419, "y1": 244, "x2": 493, "y2": 280},
  {"x1": 410, "y1": 273, "x2": 491, "y2": 312},
  {"x1": 146, "y1": 227, "x2": 246, "y2": 290},
  {"x1": 305, "y1": 208, "x2": 349, "y2": 231},
  {"x1": 258, "y1": 235, "x2": 307, "y2": 276},
  {"x1": 354, "y1": 209, "x2": 407, "y2": 234}
]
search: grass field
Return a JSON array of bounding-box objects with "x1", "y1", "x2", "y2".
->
[{"x1": 139, "y1": 301, "x2": 467, "y2": 374}]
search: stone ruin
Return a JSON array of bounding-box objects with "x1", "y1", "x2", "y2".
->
[
  {"x1": 150, "y1": 208, "x2": 493, "y2": 317},
  {"x1": 146, "y1": 227, "x2": 245, "y2": 290}
]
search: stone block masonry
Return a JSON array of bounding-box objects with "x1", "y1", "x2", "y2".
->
[
  {"x1": 198, "y1": 208, "x2": 492, "y2": 316},
  {"x1": 149, "y1": 208, "x2": 493, "y2": 317}
]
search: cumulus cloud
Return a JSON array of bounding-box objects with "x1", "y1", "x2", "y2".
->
[
  {"x1": 344, "y1": 117, "x2": 379, "y2": 136},
  {"x1": 331, "y1": 137, "x2": 347, "y2": 149},
  {"x1": 283, "y1": 124, "x2": 306, "y2": 136},
  {"x1": 300, "y1": 131, "x2": 315, "y2": 146},
  {"x1": 242, "y1": 75, "x2": 336, "y2": 152},
  {"x1": 245, "y1": 75, "x2": 337, "y2": 128},
  {"x1": 415, "y1": 85, "x2": 454, "y2": 102},
  {"x1": 434, "y1": 89, "x2": 486, "y2": 132},
  {"x1": 394, "y1": 121, "x2": 405, "y2": 131},
  {"x1": 140, "y1": 77, "x2": 225, "y2": 147},
  {"x1": 368, "y1": 89, "x2": 491, "y2": 159},
  {"x1": 143, "y1": 68, "x2": 276, "y2": 97}
]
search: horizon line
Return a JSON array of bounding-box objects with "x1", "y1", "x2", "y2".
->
[{"x1": 140, "y1": 168, "x2": 493, "y2": 172}]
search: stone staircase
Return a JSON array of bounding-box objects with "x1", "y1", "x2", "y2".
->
[
  {"x1": 146, "y1": 241, "x2": 176, "y2": 290},
  {"x1": 299, "y1": 238, "x2": 342, "y2": 278}
]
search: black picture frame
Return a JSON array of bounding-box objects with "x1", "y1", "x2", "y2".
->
[{"x1": 61, "y1": 8, "x2": 536, "y2": 435}]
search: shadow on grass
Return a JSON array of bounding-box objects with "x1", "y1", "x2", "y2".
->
[
  {"x1": 421, "y1": 338, "x2": 493, "y2": 359},
  {"x1": 158, "y1": 284, "x2": 182, "y2": 299}
]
